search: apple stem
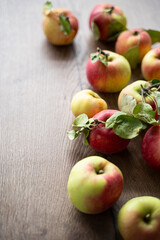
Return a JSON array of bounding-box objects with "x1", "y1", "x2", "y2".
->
[
  {"x1": 143, "y1": 213, "x2": 151, "y2": 223},
  {"x1": 133, "y1": 30, "x2": 139, "y2": 36}
]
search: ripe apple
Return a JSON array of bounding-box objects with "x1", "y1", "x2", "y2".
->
[
  {"x1": 89, "y1": 3, "x2": 127, "y2": 41},
  {"x1": 67, "y1": 156, "x2": 123, "y2": 214},
  {"x1": 141, "y1": 125, "x2": 160, "y2": 170},
  {"x1": 118, "y1": 80, "x2": 156, "y2": 112},
  {"x1": 141, "y1": 46, "x2": 160, "y2": 81},
  {"x1": 71, "y1": 89, "x2": 108, "y2": 118},
  {"x1": 86, "y1": 49, "x2": 131, "y2": 93},
  {"x1": 42, "y1": 1, "x2": 78, "y2": 45},
  {"x1": 115, "y1": 28, "x2": 152, "y2": 66},
  {"x1": 88, "y1": 110, "x2": 130, "y2": 154},
  {"x1": 118, "y1": 196, "x2": 160, "y2": 240}
]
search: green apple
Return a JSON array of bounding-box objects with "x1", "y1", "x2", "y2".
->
[
  {"x1": 118, "y1": 80, "x2": 156, "y2": 112},
  {"x1": 67, "y1": 156, "x2": 123, "y2": 214},
  {"x1": 118, "y1": 196, "x2": 160, "y2": 240},
  {"x1": 71, "y1": 89, "x2": 108, "y2": 118}
]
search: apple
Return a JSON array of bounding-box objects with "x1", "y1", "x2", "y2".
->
[
  {"x1": 67, "y1": 156, "x2": 123, "y2": 214},
  {"x1": 71, "y1": 89, "x2": 108, "y2": 118},
  {"x1": 89, "y1": 3, "x2": 127, "y2": 41},
  {"x1": 86, "y1": 49, "x2": 131, "y2": 93},
  {"x1": 88, "y1": 110, "x2": 130, "y2": 154},
  {"x1": 115, "y1": 28, "x2": 152, "y2": 67},
  {"x1": 42, "y1": 1, "x2": 78, "y2": 45},
  {"x1": 141, "y1": 46, "x2": 160, "y2": 81},
  {"x1": 118, "y1": 196, "x2": 160, "y2": 240},
  {"x1": 118, "y1": 80, "x2": 157, "y2": 112},
  {"x1": 141, "y1": 125, "x2": 160, "y2": 170}
]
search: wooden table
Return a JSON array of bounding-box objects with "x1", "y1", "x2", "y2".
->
[{"x1": 0, "y1": 0, "x2": 160, "y2": 239}]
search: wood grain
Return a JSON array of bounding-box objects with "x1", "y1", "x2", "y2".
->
[{"x1": 0, "y1": 0, "x2": 160, "y2": 239}]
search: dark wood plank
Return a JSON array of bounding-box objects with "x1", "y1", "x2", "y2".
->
[{"x1": 0, "y1": 0, "x2": 160, "y2": 239}]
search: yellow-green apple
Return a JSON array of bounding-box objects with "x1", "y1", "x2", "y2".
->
[
  {"x1": 115, "y1": 28, "x2": 152, "y2": 68},
  {"x1": 42, "y1": 1, "x2": 78, "y2": 45},
  {"x1": 89, "y1": 3, "x2": 127, "y2": 41},
  {"x1": 118, "y1": 80, "x2": 157, "y2": 113},
  {"x1": 88, "y1": 110, "x2": 130, "y2": 154},
  {"x1": 141, "y1": 46, "x2": 160, "y2": 81},
  {"x1": 86, "y1": 48, "x2": 131, "y2": 93},
  {"x1": 141, "y1": 125, "x2": 160, "y2": 170},
  {"x1": 67, "y1": 156, "x2": 123, "y2": 214},
  {"x1": 71, "y1": 89, "x2": 108, "y2": 118},
  {"x1": 118, "y1": 196, "x2": 160, "y2": 240}
]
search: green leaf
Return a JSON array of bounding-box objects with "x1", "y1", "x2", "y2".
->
[
  {"x1": 108, "y1": 21, "x2": 127, "y2": 39},
  {"x1": 124, "y1": 46, "x2": 139, "y2": 69},
  {"x1": 73, "y1": 114, "x2": 89, "y2": 127},
  {"x1": 91, "y1": 21, "x2": 100, "y2": 41},
  {"x1": 153, "y1": 91, "x2": 160, "y2": 115},
  {"x1": 146, "y1": 29, "x2": 160, "y2": 44},
  {"x1": 67, "y1": 130, "x2": 77, "y2": 140},
  {"x1": 152, "y1": 79, "x2": 160, "y2": 85},
  {"x1": 90, "y1": 50, "x2": 101, "y2": 63},
  {"x1": 105, "y1": 112, "x2": 126, "y2": 128},
  {"x1": 133, "y1": 102, "x2": 157, "y2": 124},
  {"x1": 120, "y1": 94, "x2": 137, "y2": 115},
  {"x1": 113, "y1": 115, "x2": 147, "y2": 139},
  {"x1": 104, "y1": 7, "x2": 114, "y2": 14},
  {"x1": 90, "y1": 49, "x2": 109, "y2": 66},
  {"x1": 43, "y1": 1, "x2": 53, "y2": 10},
  {"x1": 59, "y1": 14, "x2": 71, "y2": 35},
  {"x1": 82, "y1": 129, "x2": 89, "y2": 146}
]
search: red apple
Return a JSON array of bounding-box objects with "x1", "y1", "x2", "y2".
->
[
  {"x1": 89, "y1": 3, "x2": 127, "y2": 41},
  {"x1": 88, "y1": 110, "x2": 130, "y2": 154},
  {"x1": 67, "y1": 156, "x2": 123, "y2": 214},
  {"x1": 115, "y1": 28, "x2": 152, "y2": 67},
  {"x1": 86, "y1": 49, "x2": 131, "y2": 93},
  {"x1": 141, "y1": 46, "x2": 160, "y2": 81},
  {"x1": 42, "y1": 1, "x2": 78, "y2": 45},
  {"x1": 141, "y1": 125, "x2": 160, "y2": 170}
]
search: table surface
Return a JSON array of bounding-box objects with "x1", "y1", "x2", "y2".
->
[{"x1": 0, "y1": 0, "x2": 160, "y2": 239}]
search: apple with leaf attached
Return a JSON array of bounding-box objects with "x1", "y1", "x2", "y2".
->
[
  {"x1": 142, "y1": 46, "x2": 160, "y2": 81},
  {"x1": 67, "y1": 156, "x2": 123, "y2": 214},
  {"x1": 141, "y1": 125, "x2": 160, "y2": 170},
  {"x1": 118, "y1": 196, "x2": 160, "y2": 240},
  {"x1": 89, "y1": 3, "x2": 127, "y2": 41},
  {"x1": 115, "y1": 28, "x2": 160, "y2": 69},
  {"x1": 118, "y1": 79, "x2": 160, "y2": 120},
  {"x1": 86, "y1": 48, "x2": 131, "y2": 93},
  {"x1": 42, "y1": 1, "x2": 78, "y2": 45},
  {"x1": 71, "y1": 89, "x2": 108, "y2": 118}
]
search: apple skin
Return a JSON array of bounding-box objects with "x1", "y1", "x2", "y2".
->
[
  {"x1": 115, "y1": 28, "x2": 152, "y2": 62},
  {"x1": 89, "y1": 3, "x2": 127, "y2": 41},
  {"x1": 67, "y1": 156, "x2": 123, "y2": 214},
  {"x1": 118, "y1": 196, "x2": 160, "y2": 240},
  {"x1": 42, "y1": 8, "x2": 78, "y2": 45},
  {"x1": 141, "y1": 46, "x2": 160, "y2": 81},
  {"x1": 86, "y1": 50, "x2": 131, "y2": 93},
  {"x1": 71, "y1": 89, "x2": 108, "y2": 118},
  {"x1": 141, "y1": 125, "x2": 160, "y2": 170},
  {"x1": 118, "y1": 80, "x2": 157, "y2": 112},
  {"x1": 88, "y1": 110, "x2": 130, "y2": 154}
]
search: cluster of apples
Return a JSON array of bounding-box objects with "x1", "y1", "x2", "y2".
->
[{"x1": 42, "y1": 2, "x2": 160, "y2": 239}]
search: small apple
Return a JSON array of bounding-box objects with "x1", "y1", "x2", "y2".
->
[
  {"x1": 89, "y1": 3, "x2": 127, "y2": 41},
  {"x1": 86, "y1": 48, "x2": 131, "y2": 93},
  {"x1": 88, "y1": 110, "x2": 130, "y2": 154},
  {"x1": 141, "y1": 125, "x2": 160, "y2": 170},
  {"x1": 71, "y1": 89, "x2": 108, "y2": 118},
  {"x1": 118, "y1": 196, "x2": 160, "y2": 240},
  {"x1": 67, "y1": 156, "x2": 123, "y2": 214},
  {"x1": 115, "y1": 28, "x2": 152, "y2": 68},
  {"x1": 118, "y1": 80, "x2": 156, "y2": 112},
  {"x1": 42, "y1": 1, "x2": 78, "y2": 45},
  {"x1": 141, "y1": 46, "x2": 160, "y2": 81}
]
